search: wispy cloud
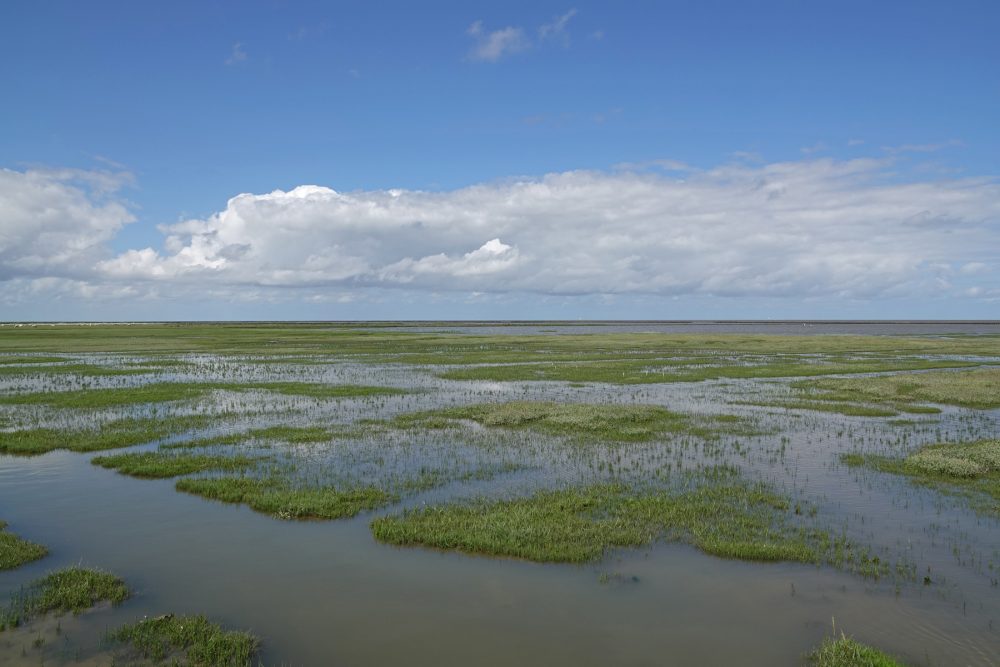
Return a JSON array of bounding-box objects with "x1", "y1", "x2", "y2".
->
[
  {"x1": 882, "y1": 139, "x2": 963, "y2": 154},
  {"x1": 466, "y1": 9, "x2": 578, "y2": 62},
  {"x1": 466, "y1": 21, "x2": 529, "y2": 62},
  {"x1": 538, "y1": 8, "x2": 577, "y2": 44},
  {"x1": 225, "y1": 42, "x2": 247, "y2": 66}
]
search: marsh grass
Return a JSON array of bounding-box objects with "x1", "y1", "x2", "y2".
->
[
  {"x1": 0, "y1": 415, "x2": 213, "y2": 456},
  {"x1": 0, "y1": 363, "x2": 145, "y2": 377},
  {"x1": 92, "y1": 451, "x2": 263, "y2": 479},
  {"x1": 843, "y1": 440, "x2": 1000, "y2": 513},
  {"x1": 794, "y1": 368, "x2": 1000, "y2": 411},
  {"x1": 0, "y1": 567, "x2": 129, "y2": 630},
  {"x1": 108, "y1": 613, "x2": 259, "y2": 666},
  {"x1": 0, "y1": 521, "x2": 47, "y2": 570},
  {"x1": 175, "y1": 476, "x2": 396, "y2": 520},
  {"x1": 3, "y1": 324, "x2": 1000, "y2": 359},
  {"x1": 808, "y1": 633, "x2": 904, "y2": 666},
  {"x1": 0, "y1": 381, "x2": 408, "y2": 409},
  {"x1": 0, "y1": 356, "x2": 68, "y2": 365},
  {"x1": 373, "y1": 470, "x2": 847, "y2": 565},
  {"x1": 739, "y1": 400, "x2": 902, "y2": 417},
  {"x1": 392, "y1": 401, "x2": 755, "y2": 442},
  {"x1": 162, "y1": 425, "x2": 334, "y2": 450},
  {"x1": 436, "y1": 357, "x2": 981, "y2": 385}
]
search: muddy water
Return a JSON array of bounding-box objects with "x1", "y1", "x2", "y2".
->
[
  {"x1": 1, "y1": 447, "x2": 997, "y2": 666},
  {"x1": 2, "y1": 330, "x2": 1000, "y2": 665}
]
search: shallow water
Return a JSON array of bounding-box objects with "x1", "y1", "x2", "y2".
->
[{"x1": 1, "y1": 325, "x2": 999, "y2": 665}]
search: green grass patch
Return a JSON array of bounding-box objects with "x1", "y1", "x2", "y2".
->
[
  {"x1": 795, "y1": 368, "x2": 1000, "y2": 410},
  {"x1": 392, "y1": 401, "x2": 753, "y2": 442},
  {"x1": 843, "y1": 439, "x2": 1000, "y2": 514},
  {"x1": 108, "y1": 613, "x2": 259, "y2": 666},
  {"x1": 0, "y1": 356, "x2": 68, "y2": 365},
  {"x1": 741, "y1": 400, "x2": 900, "y2": 417},
  {"x1": 92, "y1": 451, "x2": 263, "y2": 479},
  {"x1": 0, "y1": 521, "x2": 48, "y2": 571},
  {"x1": 437, "y1": 357, "x2": 981, "y2": 385},
  {"x1": 808, "y1": 634, "x2": 905, "y2": 666},
  {"x1": 0, "y1": 415, "x2": 213, "y2": 456},
  {"x1": 163, "y1": 425, "x2": 334, "y2": 450},
  {"x1": 1, "y1": 567, "x2": 129, "y2": 630},
  {"x1": 373, "y1": 473, "x2": 837, "y2": 565},
  {"x1": 175, "y1": 476, "x2": 396, "y2": 520}
]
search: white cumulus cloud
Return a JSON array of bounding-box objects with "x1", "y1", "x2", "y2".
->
[
  {"x1": 2, "y1": 158, "x2": 999, "y2": 312},
  {"x1": 0, "y1": 167, "x2": 134, "y2": 281},
  {"x1": 88, "y1": 158, "x2": 1000, "y2": 301}
]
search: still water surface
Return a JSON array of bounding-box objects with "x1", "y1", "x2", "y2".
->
[{"x1": 1, "y1": 322, "x2": 999, "y2": 665}]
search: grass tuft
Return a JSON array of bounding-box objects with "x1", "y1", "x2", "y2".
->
[
  {"x1": 109, "y1": 613, "x2": 259, "y2": 666},
  {"x1": 1, "y1": 567, "x2": 129, "y2": 630},
  {"x1": 0, "y1": 521, "x2": 48, "y2": 571},
  {"x1": 808, "y1": 633, "x2": 905, "y2": 666}
]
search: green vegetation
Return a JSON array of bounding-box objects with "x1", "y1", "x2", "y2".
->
[
  {"x1": 0, "y1": 382, "x2": 211, "y2": 409},
  {"x1": 248, "y1": 425, "x2": 333, "y2": 443},
  {"x1": 0, "y1": 355, "x2": 68, "y2": 365},
  {"x1": 109, "y1": 613, "x2": 259, "y2": 666},
  {"x1": 0, "y1": 521, "x2": 47, "y2": 570},
  {"x1": 793, "y1": 368, "x2": 1000, "y2": 412},
  {"x1": 0, "y1": 362, "x2": 145, "y2": 377},
  {"x1": 0, "y1": 415, "x2": 213, "y2": 456},
  {"x1": 176, "y1": 476, "x2": 396, "y2": 520},
  {"x1": 743, "y1": 400, "x2": 899, "y2": 417},
  {"x1": 92, "y1": 451, "x2": 262, "y2": 479},
  {"x1": 163, "y1": 425, "x2": 334, "y2": 450},
  {"x1": 239, "y1": 382, "x2": 408, "y2": 399},
  {"x1": 843, "y1": 439, "x2": 1000, "y2": 513},
  {"x1": 1, "y1": 567, "x2": 129, "y2": 630},
  {"x1": 392, "y1": 401, "x2": 754, "y2": 442},
  {"x1": 808, "y1": 634, "x2": 904, "y2": 666},
  {"x1": 437, "y1": 357, "x2": 982, "y2": 385},
  {"x1": 0, "y1": 381, "x2": 407, "y2": 409},
  {"x1": 373, "y1": 471, "x2": 859, "y2": 566}
]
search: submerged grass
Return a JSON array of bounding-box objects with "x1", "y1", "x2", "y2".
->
[
  {"x1": 0, "y1": 521, "x2": 47, "y2": 571},
  {"x1": 175, "y1": 476, "x2": 396, "y2": 520},
  {"x1": 92, "y1": 451, "x2": 263, "y2": 479},
  {"x1": 0, "y1": 363, "x2": 145, "y2": 377},
  {"x1": 372, "y1": 470, "x2": 856, "y2": 566},
  {"x1": 843, "y1": 439, "x2": 1000, "y2": 514},
  {"x1": 108, "y1": 613, "x2": 259, "y2": 666},
  {"x1": 0, "y1": 414, "x2": 213, "y2": 456},
  {"x1": 808, "y1": 633, "x2": 905, "y2": 667},
  {"x1": 392, "y1": 401, "x2": 753, "y2": 442},
  {"x1": 0, "y1": 381, "x2": 408, "y2": 409},
  {"x1": 162, "y1": 425, "x2": 334, "y2": 450},
  {"x1": 0, "y1": 567, "x2": 129, "y2": 630}
]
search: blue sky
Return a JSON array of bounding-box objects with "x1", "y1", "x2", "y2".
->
[{"x1": 1, "y1": 1, "x2": 998, "y2": 320}]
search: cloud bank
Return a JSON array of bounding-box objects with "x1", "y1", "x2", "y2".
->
[{"x1": 2, "y1": 157, "x2": 999, "y2": 314}]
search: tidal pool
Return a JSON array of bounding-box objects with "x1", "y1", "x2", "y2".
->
[{"x1": 1, "y1": 322, "x2": 998, "y2": 665}]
